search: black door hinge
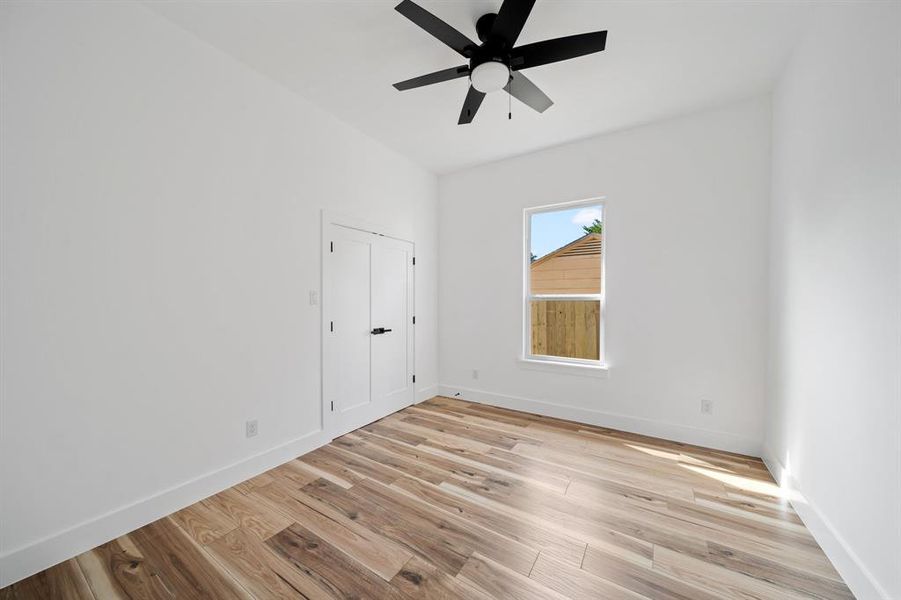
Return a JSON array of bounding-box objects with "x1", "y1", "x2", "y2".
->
[
  {"x1": 412, "y1": 374, "x2": 416, "y2": 383},
  {"x1": 412, "y1": 256, "x2": 416, "y2": 265},
  {"x1": 330, "y1": 321, "x2": 334, "y2": 332},
  {"x1": 330, "y1": 241, "x2": 334, "y2": 252},
  {"x1": 330, "y1": 401, "x2": 334, "y2": 411},
  {"x1": 412, "y1": 315, "x2": 416, "y2": 325}
]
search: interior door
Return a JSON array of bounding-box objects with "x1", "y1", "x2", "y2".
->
[
  {"x1": 324, "y1": 224, "x2": 414, "y2": 437},
  {"x1": 371, "y1": 239, "x2": 414, "y2": 412}
]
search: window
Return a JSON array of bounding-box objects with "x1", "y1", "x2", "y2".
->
[{"x1": 524, "y1": 200, "x2": 605, "y2": 366}]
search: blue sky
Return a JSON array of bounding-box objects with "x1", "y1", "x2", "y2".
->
[{"x1": 531, "y1": 205, "x2": 602, "y2": 259}]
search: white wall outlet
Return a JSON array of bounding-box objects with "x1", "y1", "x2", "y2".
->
[
  {"x1": 472, "y1": 369, "x2": 479, "y2": 380},
  {"x1": 700, "y1": 399, "x2": 713, "y2": 415},
  {"x1": 309, "y1": 290, "x2": 319, "y2": 306},
  {"x1": 246, "y1": 419, "x2": 258, "y2": 437}
]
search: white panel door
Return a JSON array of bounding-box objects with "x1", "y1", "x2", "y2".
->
[
  {"x1": 324, "y1": 223, "x2": 413, "y2": 438},
  {"x1": 371, "y1": 239, "x2": 413, "y2": 413},
  {"x1": 328, "y1": 227, "x2": 372, "y2": 421}
]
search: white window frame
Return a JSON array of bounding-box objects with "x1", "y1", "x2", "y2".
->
[{"x1": 521, "y1": 198, "x2": 608, "y2": 375}]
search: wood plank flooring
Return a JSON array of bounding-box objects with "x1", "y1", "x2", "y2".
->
[{"x1": 1, "y1": 397, "x2": 855, "y2": 599}]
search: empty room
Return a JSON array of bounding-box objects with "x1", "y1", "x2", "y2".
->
[{"x1": 1, "y1": 0, "x2": 898, "y2": 598}]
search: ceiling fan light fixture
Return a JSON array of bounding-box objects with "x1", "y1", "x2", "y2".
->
[{"x1": 470, "y1": 60, "x2": 510, "y2": 93}]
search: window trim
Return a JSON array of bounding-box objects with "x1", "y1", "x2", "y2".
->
[{"x1": 522, "y1": 197, "x2": 607, "y2": 370}]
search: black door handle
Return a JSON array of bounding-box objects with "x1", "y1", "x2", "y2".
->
[{"x1": 371, "y1": 327, "x2": 393, "y2": 335}]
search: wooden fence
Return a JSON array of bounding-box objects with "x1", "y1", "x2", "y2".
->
[{"x1": 530, "y1": 300, "x2": 600, "y2": 360}]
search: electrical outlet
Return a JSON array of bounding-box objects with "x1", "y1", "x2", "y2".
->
[
  {"x1": 309, "y1": 290, "x2": 319, "y2": 306},
  {"x1": 246, "y1": 419, "x2": 258, "y2": 438},
  {"x1": 700, "y1": 399, "x2": 713, "y2": 415},
  {"x1": 472, "y1": 369, "x2": 479, "y2": 380}
]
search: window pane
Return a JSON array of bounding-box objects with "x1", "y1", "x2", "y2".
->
[
  {"x1": 530, "y1": 206, "x2": 602, "y2": 295},
  {"x1": 530, "y1": 300, "x2": 600, "y2": 360}
]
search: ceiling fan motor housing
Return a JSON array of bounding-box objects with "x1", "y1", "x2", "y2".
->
[
  {"x1": 472, "y1": 12, "x2": 513, "y2": 65},
  {"x1": 475, "y1": 13, "x2": 498, "y2": 43}
]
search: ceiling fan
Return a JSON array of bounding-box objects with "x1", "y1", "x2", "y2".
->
[{"x1": 392, "y1": 0, "x2": 607, "y2": 125}]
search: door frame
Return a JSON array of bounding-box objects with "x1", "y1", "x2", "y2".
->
[{"x1": 320, "y1": 210, "x2": 415, "y2": 439}]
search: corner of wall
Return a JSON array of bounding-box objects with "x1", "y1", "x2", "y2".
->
[{"x1": 761, "y1": 449, "x2": 893, "y2": 600}]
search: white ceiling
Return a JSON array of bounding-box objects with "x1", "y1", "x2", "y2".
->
[{"x1": 145, "y1": 0, "x2": 812, "y2": 174}]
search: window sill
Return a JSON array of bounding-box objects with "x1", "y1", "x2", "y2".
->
[{"x1": 516, "y1": 357, "x2": 609, "y2": 378}]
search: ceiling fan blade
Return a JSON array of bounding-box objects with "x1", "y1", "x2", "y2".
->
[
  {"x1": 458, "y1": 86, "x2": 486, "y2": 125},
  {"x1": 511, "y1": 31, "x2": 607, "y2": 71},
  {"x1": 395, "y1": 0, "x2": 477, "y2": 57},
  {"x1": 491, "y1": 0, "x2": 536, "y2": 47},
  {"x1": 504, "y1": 71, "x2": 553, "y2": 113},
  {"x1": 394, "y1": 65, "x2": 469, "y2": 91}
]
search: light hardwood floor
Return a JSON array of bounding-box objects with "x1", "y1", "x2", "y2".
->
[{"x1": 1, "y1": 397, "x2": 854, "y2": 599}]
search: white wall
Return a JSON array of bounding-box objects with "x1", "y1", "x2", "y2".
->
[
  {"x1": 438, "y1": 98, "x2": 771, "y2": 455},
  {"x1": 765, "y1": 3, "x2": 901, "y2": 599},
  {"x1": 0, "y1": 0, "x2": 437, "y2": 586}
]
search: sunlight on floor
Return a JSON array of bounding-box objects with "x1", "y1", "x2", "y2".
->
[
  {"x1": 625, "y1": 444, "x2": 725, "y2": 471},
  {"x1": 679, "y1": 463, "x2": 800, "y2": 501}
]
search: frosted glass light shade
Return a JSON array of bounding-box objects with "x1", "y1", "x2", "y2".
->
[{"x1": 470, "y1": 61, "x2": 510, "y2": 93}]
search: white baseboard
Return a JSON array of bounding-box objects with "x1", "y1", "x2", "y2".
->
[
  {"x1": 761, "y1": 449, "x2": 891, "y2": 600},
  {"x1": 416, "y1": 384, "x2": 439, "y2": 403},
  {"x1": 437, "y1": 384, "x2": 761, "y2": 456},
  {"x1": 0, "y1": 429, "x2": 330, "y2": 588}
]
